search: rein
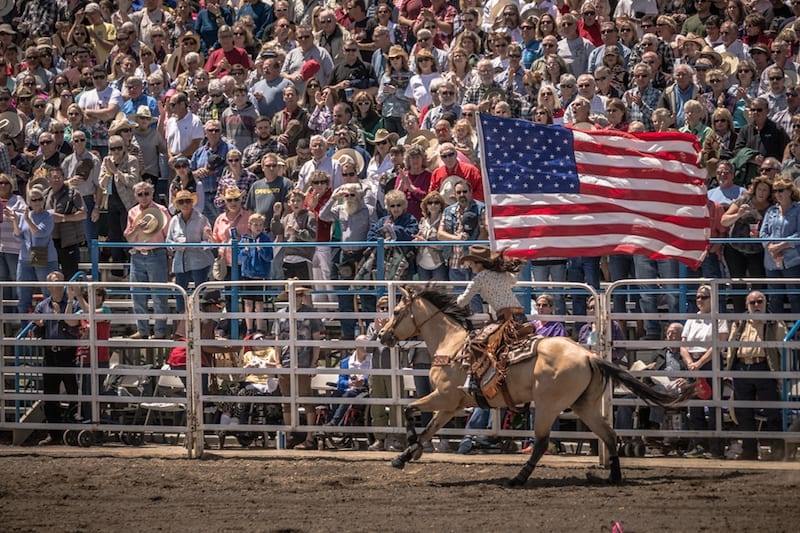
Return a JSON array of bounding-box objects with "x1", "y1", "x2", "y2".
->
[{"x1": 396, "y1": 297, "x2": 444, "y2": 338}]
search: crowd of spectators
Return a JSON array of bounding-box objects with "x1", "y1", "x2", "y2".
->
[{"x1": 1, "y1": 0, "x2": 800, "y2": 345}]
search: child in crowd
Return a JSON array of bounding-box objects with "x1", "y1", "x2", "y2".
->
[{"x1": 238, "y1": 213, "x2": 273, "y2": 334}]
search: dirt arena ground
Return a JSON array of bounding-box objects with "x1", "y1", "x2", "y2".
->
[{"x1": 1, "y1": 444, "x2": 799, "y2": 533}]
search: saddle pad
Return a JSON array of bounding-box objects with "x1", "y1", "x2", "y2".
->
[{"x1": 505, "y1": 335, "x2": 541, "y2": 366}]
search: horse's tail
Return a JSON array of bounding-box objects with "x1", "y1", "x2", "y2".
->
[{"x1": 591, "y1": 358, "x2": 695, "y2": 408}]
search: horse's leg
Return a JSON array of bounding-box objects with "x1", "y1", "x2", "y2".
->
[
  {"x1": 508, "y1": 405, "x2": 561, "y2": 487},
  {"x1": 571, "y1": 401, "x2": 622, "y2": 484},
  {"x1": 390, "y1": 390, "x2": 463, "y2": 469}
]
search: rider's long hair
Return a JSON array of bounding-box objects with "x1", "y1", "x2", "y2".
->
[{"x1": 485, "y1": 249, "x2": 523, "y2": 274}]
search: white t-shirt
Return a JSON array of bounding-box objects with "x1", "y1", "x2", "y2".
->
[
  {"x1": 683, "y1": 315, "x2": 729, "y2": 357},
  {"x1": 165, "y1": 112, "x2": 204, "y2": 156},
  {"x1": 78, "y1": 85, "x2": 124, "y2": 147}
]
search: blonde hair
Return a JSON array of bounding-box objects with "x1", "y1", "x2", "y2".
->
[{"x1": 249, "y1": 213, "x2": 266, "y2": 225}]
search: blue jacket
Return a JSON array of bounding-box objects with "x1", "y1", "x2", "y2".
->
[{"x1": 238, "y1": 232, "x2": 274, "y2": 279}]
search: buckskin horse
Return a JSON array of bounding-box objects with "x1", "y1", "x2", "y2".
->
[{"x1": 378, "y1": 287, "x2": 693, "y2": 485}]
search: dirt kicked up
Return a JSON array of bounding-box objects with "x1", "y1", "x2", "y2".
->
[{"x1": 1, "y1": 447, "x2": 799, "y2": 532}]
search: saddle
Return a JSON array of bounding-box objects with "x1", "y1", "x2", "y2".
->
[{"x1": 459, "y1": 319, "x2": 538, "y2": 412}]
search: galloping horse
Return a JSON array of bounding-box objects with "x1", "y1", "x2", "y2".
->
[{"x1": 378, "y1": 287, "x2": 693, "y2": 485}]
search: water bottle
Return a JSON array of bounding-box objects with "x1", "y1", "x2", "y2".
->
[
  {"x1": 276, "y1": 430, "x2": 286, "y2": 450},
  {"x1": 229, "y1": 227, "x2": 237, "y2": 240}
]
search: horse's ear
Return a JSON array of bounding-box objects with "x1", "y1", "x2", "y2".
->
[{"x1": 399, "y1": 287, "x2": 411, "y2": 301}]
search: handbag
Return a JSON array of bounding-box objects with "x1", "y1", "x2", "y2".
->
[
  {"x1": 212, "y1": 255, "x2": 227, "y2": 281},
  {"x1": 29, "y1": 246, "x2": 49, "y2": 268}
]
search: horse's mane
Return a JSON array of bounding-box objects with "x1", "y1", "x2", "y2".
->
[{"x1": 415, "y1": 288, "x2": 471, "y2": 330}]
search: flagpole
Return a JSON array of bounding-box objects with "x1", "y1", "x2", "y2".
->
[{"x1": 475, "y1": 113, "x2": 497, "y2": 253}]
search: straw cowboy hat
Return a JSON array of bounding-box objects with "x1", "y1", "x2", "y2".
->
[
  {"x1": 682, "y1": 34, "x2": 706, "y2": 50},
  {"x1": 109, "y1": 117, "x2": 135, "y2": 135},
  {"x1": 333, "y1": 147, "x2": 365, "y2": 175},
  {"x1": 222, "y1": 187, "x2": 243, "y2": 200},
  {"x1": 387, "y1": 45, "x2": 408, "y2": 60},
  {"x1": 629, "y1": 360, "x2": 657, "y2": 372},
  {"x1": 132, "y1": 206, "x2": 168, "y2": 235},
  {"x1": 278, "y1": 277, "x2": 313, "y2": 301},
  {"x1": 27, "y1": 175, "x2": 51, "y2": 193},
  {"x1": 489, "y1": 0, "x2": 515, "y2": 28},
  {"x1": 372, "y1": 128, "x2": 399, "y2": 145},
  {"x1": 172, "y1": 189, "x2": 198, "y2": 207},
  {"x1": 0, "y1": 111, "x2": 24, "y2": 138},
  {"x1": 129, "y1": 104, "x2": 157, "y2": 123},
  {"x1": 438, "y1": 175, "x2": 462, "y2": 206},
  {"x1": 720, "y1": 52, "x2": 739, "y2": 77},
  {"x1": 460, "y1": 245, "x2": 498, "y2": 266},
  {"x1": 699, "y1": 46, "x2": 722, "y2": 66}
]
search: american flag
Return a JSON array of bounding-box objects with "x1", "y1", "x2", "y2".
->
[{"x1": 476, "y1": 114, "x2": 710, "y2": 268}]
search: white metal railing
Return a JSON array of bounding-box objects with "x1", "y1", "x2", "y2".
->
[{"x1": 2, "y1": 278, "x2": 799, "y2": 460}]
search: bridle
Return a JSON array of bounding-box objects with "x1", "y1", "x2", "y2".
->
[{"x1": 390, "y1": 294, "x2": 443, "y2": 340}]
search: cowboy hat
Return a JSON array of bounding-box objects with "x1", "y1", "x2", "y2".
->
[
  {"x1": 222, "y1": 187, "x2": 243, "y2": 200},
  {"x1": 629, "y1": 360, "x2": 657, "y2": 372},
  {"x1": 699, "y1": 46, "x2": 722, "y2": 66},
  {"x1": 173, "y1": 189, "x2": 198, "y2": 207},
  {"x1": 132, "y1": 206, "x2": 168, "y2": 235},
  {"x1": 693, "y1": 58, "x2": 713, "y2": 71},
  {"x1": 0, "y1": 111, "x2": 25, "y2": 137},
  {"x1": 372, "y1": 128, "x2": 399, "y2": 145},
  {"x1": 682, "y1": 33, "x2": 706, "y2": 49},
  {"x1": 333, "y1": 148, "x2": 365, "y2": 175},
  {"x1": 720, "y1": 52, "x2": 739, "y2": 77},
  {"x1": 489, "y1": 0, "x2": 514, "y2": 27},
  {"x1": 278, "y1": 277, "x2": 313, "y2": 301},
  {"x1": 438, "y1": 175, "x2": 464, "y2": 205},
  {"x1": 27, "y1": 175, "x2": 50, "y2": 193},
  {"x1": 405, "y1": 129, "x2": 436, "y2": 144},
  {"x1": 460, "y1": 245, "x2": 497, "y2": 266},
  {"x1": 109, "y1": 117, "x2": 135, "y2": 135},
  {"x1": 387, "y1": 45, "x2": 408, "y2": 60},
  {"x1": 199, "y1": 289, "x2": 224, "y2": 307},
  {"x1": 179, "y1": 31, "x2": 200, "y2": 45},
  {"x1": 131, "y1": 104, "x2": 157, "y2": 123}
]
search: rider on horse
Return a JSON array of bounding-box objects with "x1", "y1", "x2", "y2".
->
[{"x1": 456, "y1": 245, "x2": 531, "y2": 393}]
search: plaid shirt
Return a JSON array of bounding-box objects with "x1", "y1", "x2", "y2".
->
[
  {"x1": 623, "y1": 85, "x2": 662, "y2": 131},
  {"x1": 628, "y1": 39, "x2": 675, "y2": 74},
  {"x1": 214, "y1": 169, "x2": 259, "y2": 209},
  {"x1": 241, "y1": 139, "x2": 288, "y2": 173},
  {"x1": 461, "y1": 81, "x2": 520, "y2": 116}
]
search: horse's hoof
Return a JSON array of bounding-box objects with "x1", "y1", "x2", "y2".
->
[
  {"x1": 390, "y1": 457, "x2": 406, "y2": 469},
  {"x1": 607, "y1": 475, "x2": 623, "y2": 485}
]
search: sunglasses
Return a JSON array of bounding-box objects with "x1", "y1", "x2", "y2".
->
[
  {"x1": 177, "y1": 199, "x2": 193, "y2": 204},
  {"x1": 695, "y1": 295, "x2": 710, "y2": 300},
  {"x1": 39, "y1": 140, "x2": 53, "y2": 145},
  {"x1": 427, "y1": 200, "x2": 442, "y2": 205},
  {"x1": 136, "y1": 191, "x2": 152, "y2": 197},
  {"x1": 225, "y1": 198, "x2": 241, "y2": 203},
  {"x1": 774, "y1": 188, "x2": 787, "y2": 193},
  {"x1": 342, "y1": 172, "x2": 357, "y2": 177},
  {"x1": 206, "y1": 128, "x2": 221, "y2": 133},
  {"x1": 312, "y1": 180, "x2": 329, "y2": 184},
  {"x1": 174, "y1": 163, "x2": 189, "y2": 169},
  {"x1": 388, "y1": 203, "x2": 403, "y2": 208},
  {"x1": 33, "y1": 103, "x2": 45, "y2": 108},
  {"x1": 110, "y1": 146, "x2": 124, "y2": 151},
  {"x1": 228, "y1": 158, "x2": 241, "y2": 163},
  {"x1": 440, "y1": 152, "x2": 456, "y2": 158},
  {"x1": 747, "y1": 298, "x2": 765, "y2": 305},
  {"x1": 29, "y1": 197, "x2": 44, "y2": 202},
  {"x1": 72, "y1": 138, "x2": 87, "y2": 143},
  {"x1": 343, "y1": 193, "x2": 357, "y2": 197},
  {"x1": 263, "y1": 163, "x2": 278, "y2": 168}
]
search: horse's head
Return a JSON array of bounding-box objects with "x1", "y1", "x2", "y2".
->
[{"x1": 378, "y1": 287, "x2": 417, "y2": 347}]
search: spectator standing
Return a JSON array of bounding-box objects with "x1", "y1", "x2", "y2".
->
[
  {"x1": 271, "y1": 189, "x2": 317, "y2": 280},
  {"x1": 274, "y1": 284, "x2": 324, "y2": 449},
  {"x1": 0, "y1": 174, "x2": 24, "y2": 313},
  {"x1": 319, "y1": 182, "x2": 377, "y2": 339},
  {"x1": 78, "y1": 66, "x2": 123, "y2": 158},
  {"x1": 759, "y1": 177, "x2": 800, "y2": 314},
  {"x1": 734, "y1": 97, "x2": 789, "y2": 186},
  {"x1": 429, "y1": 142, "x2": 483, "y2": 202},
  {"x1": 245, "y1": 153, "x2": 294, "y2": 224},
  {"x1": 61, "y1": 131, "x2": 102, "y2": 249},
  {"x1": 43, "y1": 167, "x2": 86, "y2": 280},
  {"x1": 221, "y1": 84, "x2": 258, "y2": 151},
  {"x1": 437, "y1": 178, "x2": 487, "y2": 314},
  {"x1": 725, "y1": 291, "x2": 788, "y2": 460},
  {"x1": 191, "y1": 119, "x2": 236, "y2": 220},
  {"x1": 304, "y1": 170, "x2": 334, "y2": 299},
  {"x1": 123, "y1": 181, "x2": 171, "y2": 339},
  {"x1": 34, "y1": 271, "x2": 80, "y2": 445},
  {"x1": 166, "y1": 189, "x2": 215, "y2": 316},
  {"x1": 682, "y1": 284, "x2": 728, "y2": 459},
  {"x1": 164, "y1": 91, "x2": 205, "y2": 170},
  {"x1": 238, "y1": 212, "x2": 273, "y2": 334}
]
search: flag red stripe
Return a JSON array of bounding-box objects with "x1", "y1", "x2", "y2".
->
[
  {"x1": 491, "y1": 202, "x2": 709, "y2": 228},
  {"x1": 573, "y1": 140, "x2": 700, "y2": 166},
  {"x1": 504, "y1": 243, "x2": 706, "y2": 262},
  {"x1": 494, "y1": 223, "x2": 708, "y2": 251}
]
